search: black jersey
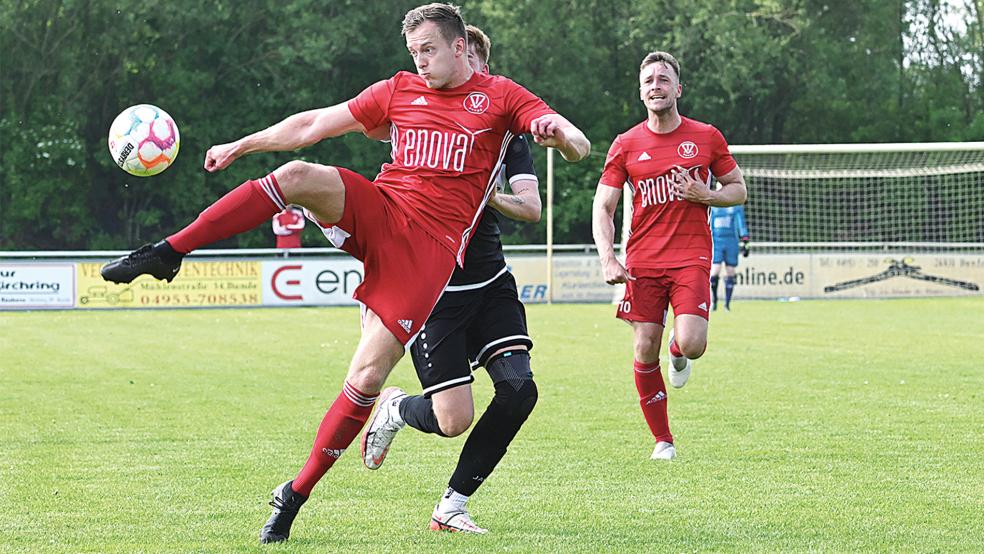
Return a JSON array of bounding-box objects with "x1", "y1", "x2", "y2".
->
[{"x1": 449, "y1": 135, "x2": 537, "y2": 287}]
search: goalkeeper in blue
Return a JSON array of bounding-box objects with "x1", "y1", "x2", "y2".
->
[{"x1": 709, "y1": 205, "x2": 749, "y2": 311}]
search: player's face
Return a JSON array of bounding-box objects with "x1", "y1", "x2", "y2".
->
[
  {"x1": 406, "y1": 21, "x2": 466, "y2": 89},
  {"x1": 639, "y1": 62, "x2": 681, "y2": 115},
  {"x1": 466, "y1": 44, "x2": 489, "y2": 74}
]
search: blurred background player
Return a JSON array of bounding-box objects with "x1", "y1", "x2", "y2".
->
[
  {"x1": 272, "y1": 205, "x2": 305, "y2": 249},
  {"x1": 99, "y1": 3, "x2": 589, "y2": 544},
  {"x1": 360, "y1": 25, "x2": 541, "y2": 535},
  {"x1": 709, "y1": 203, "x2": 749, "y2": 310},
  {"x1": 592, "y1": 51, "x2": 746, "y2": 460}
]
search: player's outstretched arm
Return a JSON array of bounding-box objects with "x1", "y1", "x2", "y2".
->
[
  {"x1": 530, "y1": 114, "x2": 590, "y2": 162},
  {"x1": 489, "y1": 178, "x2": 541, "y2": 222},
  {"x1": 592, "y1": 184, "x2": 633, "y2": 284},
  {"x1": 204, "y1": 103, "x2": 367, "y2": 172}
]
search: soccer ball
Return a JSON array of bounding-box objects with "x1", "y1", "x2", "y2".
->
[{"x1": 108, "y1": 104, "x2": 180, "y2": 177}]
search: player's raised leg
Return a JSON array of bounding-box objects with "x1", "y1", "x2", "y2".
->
[
  {"x1": 101, "y1": 161, "x2": 345, "y2": 284},
  {"x1": 260, "y1": 309, "x2": 403, "y2": 543},
  {"x1": 667, "y1": 266, "x2": 711, "y2": 388}
]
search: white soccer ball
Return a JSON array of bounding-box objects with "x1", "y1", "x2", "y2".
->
[{"x1": 108, "y1": 104, "x2": 180, "y2": 177}]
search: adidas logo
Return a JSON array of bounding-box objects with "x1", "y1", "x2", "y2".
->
[
  {"x1": 646, "y1": 391, "x2": 667, "y2": 405},
  {"x1": 411, "y1": 96, "x2": 428, "y2": 106},
  {"x1": 321, "y1": 447, "x2": 345, "y2": 459},
  {"x1": 698, "y1": 302, "x2": 708, "y2": 311},
  {"x1": 638, "y1": 151, "x2": 652, "y2": 161},
  {"x1": 398, "y1": 319, "x2": 413, "y2": 333}
]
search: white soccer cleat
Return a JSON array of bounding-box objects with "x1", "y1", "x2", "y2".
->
[
  {"x1": 651, "y1": 441, "x2": 677, "y2": 460},
  {"x1": 361, "y1": 387, "x2": 407, "y2": 470},
  {"x1": 430, "y1": 505, "x2": 489, "y2": 534},
  {"x1": 667, "y1": 329, "x2": 692, "y2": 389}
]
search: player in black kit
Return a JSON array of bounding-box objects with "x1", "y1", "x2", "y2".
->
[{"x1": 360, "y1": 25, "x2": 543, "y2": 535}]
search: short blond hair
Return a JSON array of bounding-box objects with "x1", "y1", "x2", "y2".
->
[
  {"x1": 401, "y1": 3, "x2": 466, "y2": 44},
  {"x1": 466, "y1": 25, "x2": 491, "y2": 64},
  {"x1": 639, "y1": 51, "x2": 681, "y2": 80}
]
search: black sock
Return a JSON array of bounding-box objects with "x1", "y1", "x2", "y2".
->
[
  {"x1": 398, "y1": 395, "x2": 447, "y2": 436},
  {"x1": 448, "y1": 353, "x2": 538, "y2": 496},
  {"x1": 710, "y1": 275, "x2": 720, "y2": 305}
]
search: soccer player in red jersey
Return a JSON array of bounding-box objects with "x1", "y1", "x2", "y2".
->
[
  {"x1": 592, "y1": 51, "x2": 747, "y2": 461},
  {"x1": 271, "y1": 205, "x2": 305, "y2": 249},
  {"x1": 359, "y1": 25, "x2": 543, "y2": 535},
  {"x1": 100, "y1": 3, "x2": 589, "y2": 543}
]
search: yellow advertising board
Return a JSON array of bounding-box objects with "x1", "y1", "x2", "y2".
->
[{"x1": 75, "y1": 261, "x2": 262, "y2": 308}]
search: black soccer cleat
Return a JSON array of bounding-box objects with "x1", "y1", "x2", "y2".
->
[
  {"x1": 259, "y1": 480, "x2": 308, "y2": 544},
  {"x1": 100, "y1": 240, "x2": 183, "y2": 284}
]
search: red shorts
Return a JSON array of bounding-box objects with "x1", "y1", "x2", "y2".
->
[
  {"x1": 318, "y1": 168, "x2": 456, "y2": 345},
  {"x1": 616, "y1": 265, "x2": 711, "y2": 324}
]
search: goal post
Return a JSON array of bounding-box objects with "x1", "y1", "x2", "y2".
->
[{"x1": 730, "y1": 142, "x2": 984, "y2": 252}]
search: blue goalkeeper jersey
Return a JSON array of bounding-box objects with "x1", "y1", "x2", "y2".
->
[{"x1": 710, "y1": 205, "x2": 748, "y2": 243}]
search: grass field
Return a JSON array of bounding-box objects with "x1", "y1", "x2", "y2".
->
[{"x1": 1, "y1": 298, "x2": 982, "y2": 553}]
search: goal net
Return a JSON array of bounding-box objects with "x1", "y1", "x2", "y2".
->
[{"x1": 728, "y1": 142, "x2": 984, "y2": 252}]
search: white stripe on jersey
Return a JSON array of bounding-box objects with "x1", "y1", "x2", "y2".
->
[{"x1": 456, "y1": 131, "x2": 514, "y2": 265}]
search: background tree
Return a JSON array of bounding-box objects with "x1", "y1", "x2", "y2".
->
[{"x1": 1, "y1": 0, "x2": 980, "y2": 249}]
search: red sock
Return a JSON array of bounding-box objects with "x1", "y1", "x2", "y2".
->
[
  {"x1": 669, "y1": 339, "x2": 683, "y2": 358},
  {"x1": 634, "y1": 360, "x2": 672, "y2": 443},
  {"x1": 292, "y1": 381, "x2": 377, "y2": 496},
  {"x1": 167, "y1": 174, "x2": 285, "y2": 253}
]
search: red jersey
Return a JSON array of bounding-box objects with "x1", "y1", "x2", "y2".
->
[
  {"x1": 599, "y1": 117, "x2": 737, "y2": 270},
  {"x1": 348, "y1": 70, "x2": 554, "y2": 265},
  {"x1": 273, "y1": 208, "x2": 304, "y2": 249}
]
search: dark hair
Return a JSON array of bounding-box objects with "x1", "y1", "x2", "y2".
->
[
  {"x1": 465, "y1": 25, "x2": 491, "y2": 63},
  {"x1": 639, "y1": 51, "x2": 681, "y2": 80},
  {"x1": 402, "y1": 3, "x2": 466, "y2": 45}
]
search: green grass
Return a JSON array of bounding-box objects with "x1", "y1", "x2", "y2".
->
[{"x1": 1, "y1": 299, "x2": 982, "y2": 552}]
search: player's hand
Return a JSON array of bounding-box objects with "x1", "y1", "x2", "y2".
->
[
  {"x1": 204, "y1": 142, "x2": 240, "y2": 172},
  {"x1": 670, "y1": 165, "x2": 712, "y2": 203},
  {"x1": 601, "y1": 257, "x2": 635, "y2": 285},
  {"x1": 530, "y1": 114, "x2": 567, "y2": 148},
  {"x1": 740, "y1": 238, "x2": 750, "y2": 258}
]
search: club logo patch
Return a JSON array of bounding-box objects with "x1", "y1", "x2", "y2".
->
[
  {"x1": 464, "y1": 92, "x2": 490, "y2": 114},
  {"x1": 678, "y1": 141, "x2": 698, "y2": 159}
]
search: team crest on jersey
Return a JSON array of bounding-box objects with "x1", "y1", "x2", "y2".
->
[
  {"x1": 678, "y1": 141, "x2": 698, "y2": 159},
  {"x1": 464, "y1": 92, "x2": 490, "y2": 114}
]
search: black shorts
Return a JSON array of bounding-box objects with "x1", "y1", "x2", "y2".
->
[{"x1": 410, "y1": 270, "x2": 533, "y2": 397}]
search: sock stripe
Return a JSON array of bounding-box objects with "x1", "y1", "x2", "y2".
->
[
  {"x1": 633, "y1": 360, "x2": 661, "y2": 373},
  {"x1": 257, "y1": 175, "x2": 287, "y2": 211},
  {"x1": 343, "y1": 382, "x2": 378, "y2": 407}
]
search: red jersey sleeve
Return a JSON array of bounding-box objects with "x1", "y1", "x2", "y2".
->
[
  {"x1": 598, "y1": 136, "x2": 628, "y2": 189},
  {"x1": 348, "y1": 73, "x2": 400, "y2": 131},
  {"x1": 709, "y1": 127, "x2": 738, "y2": 177},
  {"x1": 503, "y1": 79, "x2": 555, "y2": 135}
]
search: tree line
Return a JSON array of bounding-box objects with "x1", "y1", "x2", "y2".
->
[{"x1": 1, "y1": 0, "x2": 981, "y2": 249}]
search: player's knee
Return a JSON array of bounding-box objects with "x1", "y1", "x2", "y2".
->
[
  {"x1": 487, "y1": 351, "x2": 538, "y2": 419},
  {"x1": 277, "y1": 160, "x2": 315, "y2": 186},
  {"x1": 679, "y1": 337, "x2": 707, "y2": 359},
  {"x1": 493, "y1": 378, "x2": 538, "y2": 420},
  {"x1": 436, "y1": 409, "x2": 473, "y2": 437},
  {"x1": 634, "y1": 335, "x2": 661, "y2": 361}
]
